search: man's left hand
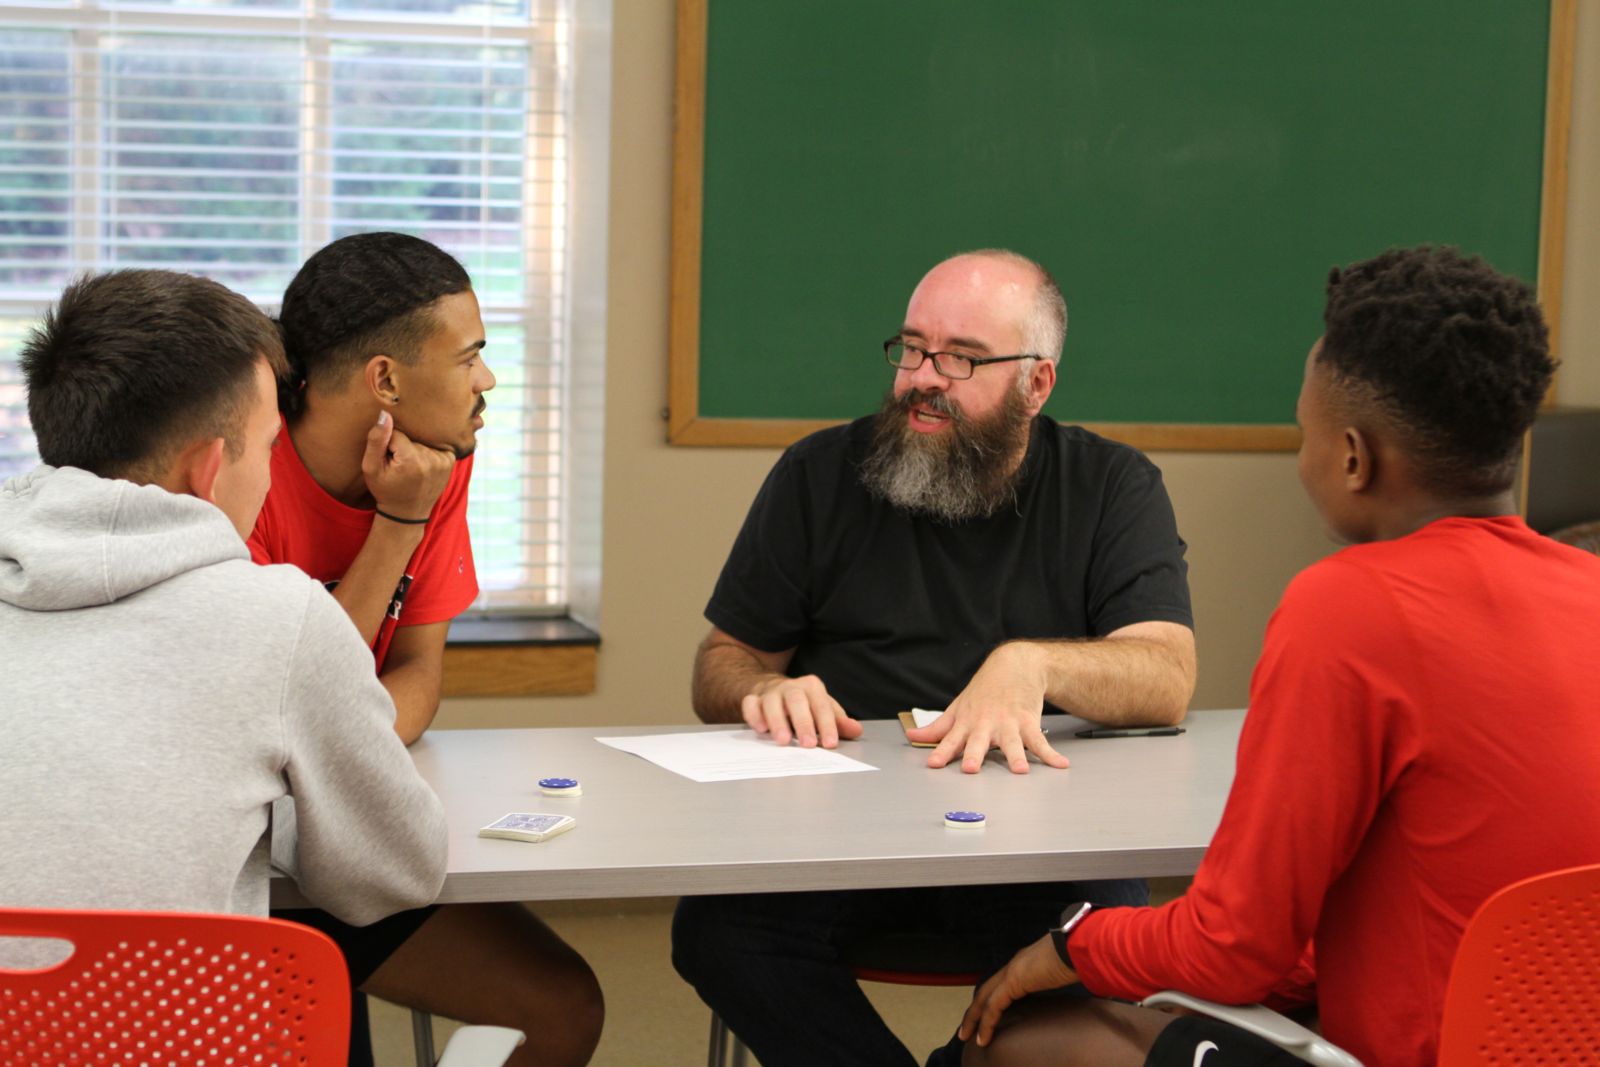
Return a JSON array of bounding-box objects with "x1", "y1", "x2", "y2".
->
[
  {"x1": 907, "y1": 643, "x2": 1070, "y2": 774},
  {"x1": 959, "y1": 934, "x2": 1078, "y2": 1048}
]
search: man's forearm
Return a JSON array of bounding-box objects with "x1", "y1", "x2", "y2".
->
[
  {"x1": 1005, "y1": 633, "x2": 1195, "y2": 726},
  {"x1": 692, "y1": 641, "x2": 783, "y2": 724},
  {"x1": 329, "y1": 520, "x2": 426, "y2": 645},
  {"x1": 381, "y1": 660, "x2": 442, "y2": 745}
]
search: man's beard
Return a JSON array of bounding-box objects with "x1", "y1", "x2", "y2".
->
[
  {"x1": 450, "y1": 398, "x2": 488, "y2": 460},
  {"x1": 857, "y1": 386, "x2": 1034, "y2": 523}
]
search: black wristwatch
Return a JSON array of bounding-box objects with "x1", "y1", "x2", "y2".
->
[{"x1": 1049, "y1": 901, "x2": 1094, "y2": 966}]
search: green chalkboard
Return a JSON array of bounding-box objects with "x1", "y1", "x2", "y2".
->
[{"x1": 669, "y1": 1, "x2": 1569, "y2": 449}]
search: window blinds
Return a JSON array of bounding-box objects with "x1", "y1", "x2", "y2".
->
[{"x1": 0, "y1": 0, "x2": 571, "y2": 612}]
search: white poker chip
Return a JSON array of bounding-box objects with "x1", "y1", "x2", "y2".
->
[
  {"x1": 943, "y1": 810, "x2": 986, "y2": 829},
  {"x1": 538, "y1": 777, "x2": 582, "y2": 797}
]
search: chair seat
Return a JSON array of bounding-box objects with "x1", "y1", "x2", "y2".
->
[
  {"x1": 706, "y1": 930, "x2": 988, "y2": 1067},
  {"x1": 851, "y1": 965, "x2": 982, "y2": 986},
  {"x1": 837, "y1": 929, "x2": 992, "y2": 979}
]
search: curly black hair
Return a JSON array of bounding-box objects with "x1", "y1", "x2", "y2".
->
[
  {"x1": 1319, "y1": 246, "x2": 1555, "y2": 498},
  {"x1": 276, "y1": 231, "x2": 471, "y2": 417}
]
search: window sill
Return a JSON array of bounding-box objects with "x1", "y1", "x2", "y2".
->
[{"x1": 442, "y1": 616, "x2": 600, "y2": 697}]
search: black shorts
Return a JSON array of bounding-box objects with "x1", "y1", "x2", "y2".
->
[
  {"x1": 272, "y1": 904, "x2": 440, "y2": 987},
  {"x1": 1146, "y1": 1016, "x2": 1308, "y2": 1067}
]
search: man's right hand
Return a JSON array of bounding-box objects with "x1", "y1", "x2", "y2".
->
[
  {"x1": 362, "y1": 410, "x2": 455, "y2": 521},
  {"x1": 741, "y1": 674, "x2": 864, "y2": 749}
]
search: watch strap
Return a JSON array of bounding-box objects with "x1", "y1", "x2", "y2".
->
[{"x1": 1049, "y1": 901, "x2": 1094, "y2": 967}]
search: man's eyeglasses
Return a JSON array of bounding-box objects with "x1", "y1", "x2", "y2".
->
[{"x1": 883, "y1": 339, "x2": 1041, "y2": 381}]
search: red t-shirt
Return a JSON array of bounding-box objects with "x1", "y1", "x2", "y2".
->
[
  {"x1": 248, "y1": 422, "x2": 478, "y2": 671},
  {"x1": 1070, "y1": 516, "x2": 1600, "y2": 1067}
]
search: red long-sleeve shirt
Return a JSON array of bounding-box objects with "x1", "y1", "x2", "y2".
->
[{"x1": 1071, "y1": 516, "x2": 1600, "y2": 1067}]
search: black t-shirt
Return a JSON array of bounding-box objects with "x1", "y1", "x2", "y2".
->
[{"x1": 705, "y1": 415, "x2": 1193, "y2": 720}]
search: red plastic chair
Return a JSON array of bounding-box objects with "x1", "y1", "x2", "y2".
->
[
  {"x1": 1142, "y1": 861, "x2": 1600, "y2": 1066},
  {"x1": 0, "y1": 908, "x2": 350, "y2": 1066},
  {"x1": 1437, "y1": 861, "x2": 1600, "y2": 1065}
]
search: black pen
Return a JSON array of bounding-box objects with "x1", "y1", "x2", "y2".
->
[{"x1": 1074, "y1": 726, "x2": 1186, "y2": 739}]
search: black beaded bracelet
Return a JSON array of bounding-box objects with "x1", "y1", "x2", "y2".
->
[{"x1": 375, "y1": 508, "x2": 430, "y2": 526}]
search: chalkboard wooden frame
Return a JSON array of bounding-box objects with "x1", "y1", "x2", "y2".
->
[{"x1": 668, "y1": 0, "x2": 1575, "y2": 451}]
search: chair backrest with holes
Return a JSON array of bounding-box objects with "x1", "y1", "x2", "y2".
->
[
  {"x1": 1437, "y1": 862, "x2": 1600, "y2": 1065},
  {"x1": 0, "y1": 908, "x2": 350, "y2": 1066}
]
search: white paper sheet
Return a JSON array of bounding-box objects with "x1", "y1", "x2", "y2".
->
[
  {"x1": 909, "y1": 708, "x2": 944, "y2": 728},
  {"x1": 594, "y1": 730, "x2": 878, "y2": 783}
]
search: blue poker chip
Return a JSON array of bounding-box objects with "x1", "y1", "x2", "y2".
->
[
  {"x1": 538, "y1": 777, "x2": 582, "y2": 796},
  {"x1": 943, "y1": 810, "x2": 986, "y2": 828}
]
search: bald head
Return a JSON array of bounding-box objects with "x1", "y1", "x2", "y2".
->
[{"x1": 910, "y1": 250, "x2": 1067, "y2": 364}]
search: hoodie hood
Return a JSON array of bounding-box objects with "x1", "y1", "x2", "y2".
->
[{"x1": 0, "y1": 465, "x2": 247, "y2": 611}]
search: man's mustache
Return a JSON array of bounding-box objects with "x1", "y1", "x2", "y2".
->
[{"x1": 893, "y1": 389, "x2": 962, "y2": 422}]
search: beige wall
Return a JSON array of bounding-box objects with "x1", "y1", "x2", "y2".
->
[{"x1": 436, "y1": 0, "x2": 1600, "y2": 730}]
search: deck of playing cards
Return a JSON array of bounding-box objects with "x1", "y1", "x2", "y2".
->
[
  {"x1": 477, "y1": 812, "x2": 576, "y2": 843},
  {"x1": 898, "y1": 708, "x2": 942, "y2": 748}
]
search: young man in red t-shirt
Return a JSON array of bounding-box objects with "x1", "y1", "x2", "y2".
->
[
  {"x1": 251, "y1": 233, "x2": 486, "y2": 743},
  {"x1": 957, "y1": 246, "x2": 1600, "y2": 1067},
  {"x1": 255, "y1": 232, "x2": 602, "y2": 1067}
]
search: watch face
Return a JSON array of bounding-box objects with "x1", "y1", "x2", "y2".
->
[
  {"x1": 1051, "y1": 902, "x2": 1092, "y2": 965},
  {"x1": 1050, "y1": 925, "x2": 1073, "y2": 964}
]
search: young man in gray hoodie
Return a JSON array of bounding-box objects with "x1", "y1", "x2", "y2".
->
[{"x1": 0, "y1": 269, "x2": 448, "y2": 952}]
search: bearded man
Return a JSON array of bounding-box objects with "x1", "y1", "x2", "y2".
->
[{"x1": 672, "y1": 250, "x2": 1197, "y2": 1067}]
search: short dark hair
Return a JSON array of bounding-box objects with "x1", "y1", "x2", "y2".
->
[
  {"x1": 277, "y1": 232, "x2": 472, "y2": 416},
  {"x1": 1319, "y1": 245, "x2": 1555, "y2": 497},
  {"x1": 22, "y1": 270, "x2": 287, "y2": 480}
]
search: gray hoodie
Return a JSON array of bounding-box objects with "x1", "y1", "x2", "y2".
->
[{"x1": 0, "y1": 466, "x2": 447, "y2": 935}]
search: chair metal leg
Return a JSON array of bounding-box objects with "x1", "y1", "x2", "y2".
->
[
  {"x1": 706, "y1": 1012, "x2": 749, "y2": 1067},
  {"x1": 706, "y1": 1012, "x2": 728, "y2": 1067},
  {"x1": 411, "y1": 1008, "x2": 437, "y2": 1067}
]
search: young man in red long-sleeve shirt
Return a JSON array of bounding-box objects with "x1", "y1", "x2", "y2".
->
[{"x1": 958, "y1": 245, "x2": 1600, "y2": 1067}]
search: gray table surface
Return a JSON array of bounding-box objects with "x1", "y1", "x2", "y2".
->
[{"x1": 271, "y1": 709, "x2": 1243, "y2": 906}]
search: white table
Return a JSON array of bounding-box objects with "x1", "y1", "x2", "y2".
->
[{"x1": 271, "y1": 710, "x2": 1243, "y2": 907}]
